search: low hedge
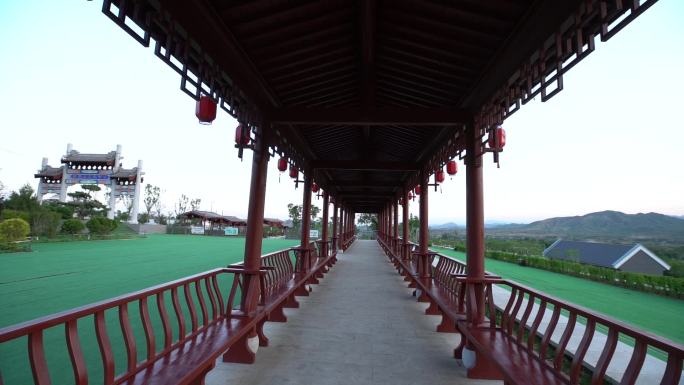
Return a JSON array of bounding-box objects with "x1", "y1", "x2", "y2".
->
[{"x1": 433, "y1": 241, "x2": 684, "y2": 299}]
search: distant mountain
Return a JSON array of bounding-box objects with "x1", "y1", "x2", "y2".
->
[
  {"x1": 431, "y1": 222, "x2": 462, "y2": 230},
  {"x1": 488, "y1": 211, "x2": 684, "y2": 242},
  {"x1": 673, "y1": 215, "x2": 684, "y2": 221}
]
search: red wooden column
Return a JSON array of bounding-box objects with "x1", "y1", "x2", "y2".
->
[
  {"x1": 393, "y1": 199, "x2": 399, "y2": 253},
  {"x1": 223, "y1": 121, "x2": 268, "y2": 364},
  {"x1": 419, "y1": 169, "x2": 430, "y2": 279},
  {"x1": 465, "y1": 125, "x2": 485, "y2": 322},
  {"x1": 331, "y1": 200, "x2": 338, "y2": 252},
  {"x1": 402, "y1": 187, "x2": 410, "y2": 260},
  {"x1": 463, "y1": 124, "x2": 497, "y2": 378},
  {"x1": 340, "y1": 206, "x2": 345, "y2": 245},
  {"x1": 241, "y1": 123, "x2": 268, "y2": 314},
  {"x1": 299, "y1": 167, "x2": 313, "y2": 272},
  {"x1": 321, "y1": 191, "x2": 329, "y2": 258}
]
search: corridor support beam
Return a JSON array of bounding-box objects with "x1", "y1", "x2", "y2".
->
[
  {"x1": 332, "y1": 200, "x2": 338, "y2": 251},
  {"x1": 299, "y1": 167, "x2": 313, "y2": 272},
  {"x1": 419, "y1": 170, "x2": 430, "y2": 279},
  {"x1": 321, "y1": 191, "x2": 329, "y2": 257},
  {"x1": 402, "y1": 188, "x2": 409, "y2": 260}
]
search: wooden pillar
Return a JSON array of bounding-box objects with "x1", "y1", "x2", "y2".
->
[
  {"x1": 300, "y1": 167, "x2": 313, "y2": 270},
  {"x1": 242, "y1": 122, "x2": 269, "y2": 314},
  {"x1": 419, "y1": 169, "x2": 429, "y2": 278},
  {"x1": 402, "y1": 187, "x2": 409, "y2": 259},
  {"x1": 321, "y1": 191, "x2": 329, "y2": 257},
  {"x1": 332, "y1": 200, "x2": 338, "y2": 251},
  {"x1": 393, "y1": 199, "x2": 399, "y2": 250},
  {"x1": 466, "y1": 125, "x2": 485, "y2": 323}
]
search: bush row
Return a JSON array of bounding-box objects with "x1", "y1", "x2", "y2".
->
[{"x1": 433, "y1": 241, "x2": 684, "y2": 299}]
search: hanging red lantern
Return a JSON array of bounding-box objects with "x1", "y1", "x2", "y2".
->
[
  {"x1": 446, "y1": 160, "x2": 458, "y2": 175},
  {"x1": 195, "y1": 96, "x2": 217, "y2": 124},
  {"x1": 277, "y1": 157, "x2": 288, "y2": 172},
  {"x1": 408, "y1": 192, "x2": 414, "y2": 201},
  {"x1": 289, "y1": 165, "x2": 298, "y2": 179},
  {"x1": 487, "y1": 126, "x2": 506, "y2": 149},
  {"x1": 435, "y1": 169, "x2": 445, "y2": 183},
  {"x1": 415, "y1": 186, "x2": 421, "y2": 195},
  {"x1": 235, "y1": 124, "x2": 251, "y2": 145},
  {"x1": 399, "y1": 198, "x2": 404, "y2": 206},
  {"x1": 312, "y1": 182, "x2": 319, "y2": 193}
]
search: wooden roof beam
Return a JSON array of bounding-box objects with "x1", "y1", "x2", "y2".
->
[
  {"x1": 312, "y1": 160, "x2": 419, "y2": 171},
  {"x1": 270, "y1": 107, "x2": 471, "y2": 126}
]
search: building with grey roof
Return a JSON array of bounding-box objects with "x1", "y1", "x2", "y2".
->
[{"x1": 543, "y1": 240, "x2": 671, "y2": 276}]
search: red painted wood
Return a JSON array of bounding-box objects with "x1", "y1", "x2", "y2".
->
[
  {"x1": 171, "y1": 287, "x2": 186, "y2": 340},
  {"x1": 95, "y1": 311, "x2": 115, "y2": 385},
  {"x1": 156, "y1": 293, "x2": 172, "y2": 349},
  {"x1": 195, "y1": 280, "x2": 209, "y2": 326},
  {"x1": 554, "y1": 313, "x2": 576, "y2": 370},
  {"x1": 527, "y1": 299, "x2": 547, "y2": 351},
  {"x1": 139, "y1": 297, "x2": 156, "y2": 361},
  {"x1": 205, "y1": 278, "x2": 218, "y2": 320},
  {"x1": 28, "y1": 331, "x2": 51, "y2": 385},
  {"x1": 65, "y1": 320, "x2": 88, "y2": 385},
  {"x1": 184, "y1": 283, "x2": 199, "y2": 332},
  {"x1": 620, "y1": 340, "x2": 647, "y2": 385},
  {"x1": 119, "y1": 303, "x2": 138, "y2": 373},
  {"x1": 211, "y1": 274, "x2": 225, "y2": 316},
  {"x1": 538, "y1": 305, "x2": 561, "y2": 361},
  {"x1": 569, "y1": 318, "x2": 595, "y2": 384},
  {"x1": 591, "y1": 328, "x2": 618, "y2": 385}
]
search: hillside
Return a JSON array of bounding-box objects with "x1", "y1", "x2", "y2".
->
[{"x1": 488, "y1": 210, "x2": 684, "y2": 243}]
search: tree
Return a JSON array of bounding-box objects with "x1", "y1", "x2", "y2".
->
[
  {"x1": 62, "y1": 219, "x2": 85, "y2": 235},
  {"x1": 287, "y1": 203, "x2": 302, "y2": 229},
  {"x1": 4, "y1": 184, "x2": 40, "y2": 212},
  {"x1": 31, "y1": 209, "x2": 61, "y2": 238},
  {"x1": 0, "y1": 218, "x2": 30, "y2": 242},
  {"x1": 190, "y1": 198, "x2": 201, "y2": 211},
  {"x1": 175, "y1": 194, "x2": 190, "y2": 218},
  {"x1": 357, "y1": 213, "x2": 378, "y2": 230},
  {"x1": 81, "y1": 184, "x2": 101, "y2": 193},
  {"x1": 68, "y1": 191, "x2": 106, "y2": 219},
  {"x1": 86, "y1": 217, "x2": 118, "y2": 235},
  {"x1": 310, "y1": 205, "x2": 320, "y2": 221},
  {"x1": 143, "y1": 184, "x2": 161, "y2": 216},
  {"x1": 138, "y1": 213, "x2": 150, "y2": 224}
]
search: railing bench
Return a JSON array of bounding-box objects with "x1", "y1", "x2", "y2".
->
[{"x1": 0, "y1": 245, "x2": 339, "y2": 385}]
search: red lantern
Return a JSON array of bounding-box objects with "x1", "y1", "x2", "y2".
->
[
  {"x1": 435, "y1": 169, "x2": 445, "y2": 183},
  {"x1": 414, "y1": 186, "x2": 421, "y2": 195},
  {"x1": 235, "y1": 124, "x2": 251, "y2": 145},
  {"x1": 399, "y1": 198, "x2": 404, "y2": 206},
  {"x1": 447, "y1": 160, "x2": 458, "y2": 175},
  {"x1": 408, "y1": 192, "x2": 414, "y2": 201},
  {"x1": 195, "y1": 96, "x2": 217, "y2": 124},
  {"x1": 277, "y1": 157, "x2": 288, "y2": 172},
  {"x1": 488, "y1": 126, "x2": 506, "y2": 149},
  {"x1": 289, "y1": 165, "x2": 298, "y2": 179},
  {"x1": 312, "y1": 182, "x2": 319, "y2": 193}
]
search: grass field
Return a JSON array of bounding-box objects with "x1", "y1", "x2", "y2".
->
[
  {"x1": 434, "y1": 246, "x2": 684, "y2": 345},
  {"x1": 0, "y1": 234, "x2": 298, "y2": 385}
]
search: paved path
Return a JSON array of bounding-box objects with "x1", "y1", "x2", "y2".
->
[{"x1": 207, "y1": 240, "x2": 498, "y2": 385}]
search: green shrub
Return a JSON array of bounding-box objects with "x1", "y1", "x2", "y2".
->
[
  {"x1": 31, "y1": 209, "x2": 61, "y2": 238},
  {"x1": 62, "y1": 219, "x2": 85, "y2": 235},
  {"x1": 86, "y1": 217, "x2": 118, "y2": 235},
  {"x1": 0, "y1": 209, "x2": 30, "y2": 223},
  {"x1": 0, "y1": 218, "x2": 31, "y2": 242}
]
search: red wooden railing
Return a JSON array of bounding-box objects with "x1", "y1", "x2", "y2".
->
[
  {"x1": 0, "y1": 268, "x2": 237, "y2": 385},
  {"x1": 0, "y1": 245, "x2": 331, "y2": 385},
  {"x1": 461, "y1": 278, "x2": 684, "y2": 385},
  {"x1": 378, "y1": 236, "x2": 684, "y2": 384}
]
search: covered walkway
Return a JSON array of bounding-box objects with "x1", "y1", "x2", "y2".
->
[{"x1": 207, "y1": 240, "x2": 496, "y2": 385}]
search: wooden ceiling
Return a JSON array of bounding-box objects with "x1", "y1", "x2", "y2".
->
[{"x1": 103, "y1": 0, "x2": 657, "y2": 212}]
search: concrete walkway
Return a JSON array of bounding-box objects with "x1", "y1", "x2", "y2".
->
[{"x1": 207, "y1": 240, "x2": 499, "y2": 385}]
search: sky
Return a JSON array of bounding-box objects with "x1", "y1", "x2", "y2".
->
[{"x1": 0, "y1": 1, "x2": 682, "y2": 225}]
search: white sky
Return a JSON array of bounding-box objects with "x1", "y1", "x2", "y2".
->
[{"x1": 1, "y1": 1, "x2": 682, "y2": 225}]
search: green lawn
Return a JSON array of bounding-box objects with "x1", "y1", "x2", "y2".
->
[
  {"x1": 433, "y1": 246, "x2": 684, "y2": 345},
  {"x1": 0, "y1": 234, "x2": 298, "y2": 385}
]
